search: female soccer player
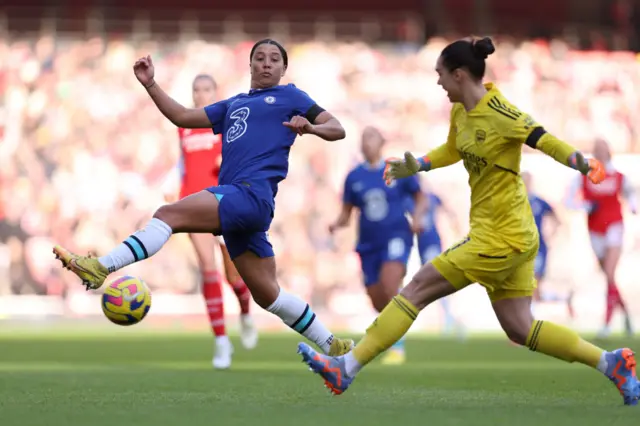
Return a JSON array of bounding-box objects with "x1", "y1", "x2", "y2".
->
[
  {"x1": 298, "y1": 37, "x2": 639, "y2": 405},
  {"x1": 53, "y1": 39, "x2": 355, "y2": 359},
  {"x1": 329, "y1": 126, "x2": 424, "y2": 365},
  {"x1": 565, "y1": 138, "x2": 637, "y2": 338},
  {"x1": 521, "y1": 171, "x2": 572, "y2": 317},
  {"x1": 165, "y1": 74, "x2": 257, "y2": 369}
]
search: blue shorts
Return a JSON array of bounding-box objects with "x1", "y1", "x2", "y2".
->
[
  {"x1": 358, "y1": 235, "x2": 413, "y2": 287},
  {"x1": 206, "y1": 183, "x2": 275, "y2": 259},
  {"x1": 534, "y1": 249, "x2": 547, "y2": 279},
  {"x1": 418, "y1": 235, "x2": 442, "y2": 264}
]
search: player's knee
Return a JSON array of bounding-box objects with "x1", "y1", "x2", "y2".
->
[
  {"x1": 371, "y1": 294, "x2": 390, "y2": 312},
  {"x1": 503, "y1": 324, "x2": 528, "y2": 345},
  {"x1": 248, "y1": 281, "x2": 278, "y2": 309},
  {"x1": 401, "y1": 265, "x2": 455, "y2": 310},
  {"x1": 154, "y1": 204, "x2": 185, "y2": 230}
]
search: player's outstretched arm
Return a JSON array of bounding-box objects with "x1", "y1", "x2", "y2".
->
[
  {"x1": 383, "y1": 144, "x2": 461, "y2": 185},
  {"x1": 133, "y1": 55, "x2": 211, "y2": 129},
  {"x1": 530, "y1": 131, "x2": 605, "y2": 184},
  {"x1": 384, "y1": 121, "x2": 461, "y2": 184}
]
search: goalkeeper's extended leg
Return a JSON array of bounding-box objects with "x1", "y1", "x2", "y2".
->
[
  {"x1": 297, "y1": 263, "x2": 456, "y2": 395},
  {"x1": 493, "y1": 296, "x2": 639, "y2": 406}
]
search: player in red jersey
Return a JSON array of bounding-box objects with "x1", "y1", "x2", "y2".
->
[
  {"x1": 166, "y1": 74, "x2": 258, "y2": 369},
  {"x1": 565, "y1": 138, "x2": 637, "y2": 338}
]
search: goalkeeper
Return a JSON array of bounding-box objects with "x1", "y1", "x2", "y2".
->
[{"x1": 296, "y1": 36, "x2": 639, "y2": 405}]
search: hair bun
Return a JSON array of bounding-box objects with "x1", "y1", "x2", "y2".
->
[{"x1": 472, "y1": 37, "x2": 495, "y2": 59}]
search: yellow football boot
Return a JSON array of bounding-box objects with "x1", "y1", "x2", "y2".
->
[
  {"x1": 53, "y1": 245, "x2": 109, "y2": 290},
  {"x1": 328, "y1": 337, "x2": 355, "y2": 356}
]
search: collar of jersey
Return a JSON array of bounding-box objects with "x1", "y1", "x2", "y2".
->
[
  {"x1": 248, "y1": 84, "x2": 285, "y2": 95},
  {"x1": 362, "y1": 160, "x2": 385, "y2": 171},
  {"x1": 466, "y1": 82, "x2": 497, "y2": 115}
]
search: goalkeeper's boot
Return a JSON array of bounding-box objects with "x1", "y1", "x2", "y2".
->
[
  {"x1": 53, "y1": 245, "x2": 109, "y2": 290},
  {"x1": 328, "y1": 337, "x2": 354, "y2": 356},
  {"x1": 298, "y1": 343, "x2": 353, "y2": 395},
  {"x1": 604, "y1": 348, "x2": 640, "y2": 405}
]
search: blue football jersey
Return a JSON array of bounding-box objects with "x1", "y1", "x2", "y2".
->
[
  {"x1": 343, "y1": 162, "x2": 420, "y2": 253},
  {"x1": 204, "y1": 84, "x2": 319, "y2": 201},
  {"x1": 529, "y1": 194, "x2": 553, "y2": 252}
]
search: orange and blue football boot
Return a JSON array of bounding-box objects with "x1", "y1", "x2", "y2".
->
[
  {"x1": 298, "y1": 342, "x2": 354, "y2": 395},
  {"x1": 604, "y1": 348, "x2": 640, "y2": 405}
]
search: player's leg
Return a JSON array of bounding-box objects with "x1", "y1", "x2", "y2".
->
[
  {"x1": 189, "y1": 232, "x2": 232, "y2": 369},
  {"x1": 493, "y1": 295, "x2": 639, "y2": 405},
  {"x1": 220, "y1": 240, "x2": 258, "y2": 349},
  {"x1": 360, "y1": 250, "x2": 406, "y2": 363},
  {"x1": 54, "y1": 190, "x2": 223, "y2": 289},
  {"x1": 377, "y1": 260, "x2": 409, "y2": 364},
  {"x1": 590, "y1": 232, "x2": 615, "y2": 338},
  {"x1": 602, "y1": 224, "x2": 632, "y2": 336},
  {"x1": 230, "y1": 238, "x2": 352, "y2": 356},
  {"x1": 360, "y1": 251, "x2": 386, "y2": 311},
  {"x1": 491, "y1": 251, "x2": 639, "y2": 405},
  {"x1": 298, "y1": 237, "x2": 472, "y2": 394}
]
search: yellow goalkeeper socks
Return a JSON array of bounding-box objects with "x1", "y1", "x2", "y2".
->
[
  {"x1": 345, "y1": 295, "x2": 418, "y2": 375},
  {"x1": 526, "y1": 320, "x2": 604, "y2": 368}
]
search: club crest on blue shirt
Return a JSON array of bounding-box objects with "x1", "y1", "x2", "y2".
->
[{"x1": 264, "y1": 96, "x2": 276, "y2": 104}]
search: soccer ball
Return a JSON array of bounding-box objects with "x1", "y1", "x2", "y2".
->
[{"x1": 101, "y1": 275, "x2": 152, "y2": 326}]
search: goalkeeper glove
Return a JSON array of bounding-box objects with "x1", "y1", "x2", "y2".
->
[
  {"x1": 570, "y1": 152, "x2": 605, "y2": 184},
  {"x1": 384, "y1": 152, "x2": 426, "y2": 185}
]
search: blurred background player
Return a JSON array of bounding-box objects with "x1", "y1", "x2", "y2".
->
[
  {"x1": 329, "y1": 126, "x2": 425, "y2": 365},
  {"x1": 565, "y1": 138, "x2": 637, "y2": 338},
  {"x1": 405, "y1": 179, "x2": 465, "y2": 337},
  {"x1": 164, "y1": 74, "x2": 258, "y2": 369},
  {"x1": 521, "y1": 171, "x2": 572, "y2": 316}
]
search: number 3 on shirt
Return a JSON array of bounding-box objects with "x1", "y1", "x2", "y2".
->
[{"x1": 227, "y1": 107, "x2": 250, "y2": 143}]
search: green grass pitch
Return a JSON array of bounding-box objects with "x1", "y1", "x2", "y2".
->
[{"x1": 0, "y1": 331, "x2": 636, "y2": 426}]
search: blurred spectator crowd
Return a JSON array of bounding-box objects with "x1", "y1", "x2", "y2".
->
[{"x1": 0, "y1": 34, "x2": 639, "y2": 305}]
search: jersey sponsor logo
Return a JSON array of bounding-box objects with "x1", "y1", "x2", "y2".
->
[
  {"x1": 264, "y1": 96, "x2": 276, "y2": 104},
  {"x1": 475, "y1": 129, "x2": 486, "y2": 144},
  {"x1": 459, "y1": 150, "x2": 488, "y2": 174},
  {"x1": 227, "y1": 107, "x2": 250, "y2": 143}
]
